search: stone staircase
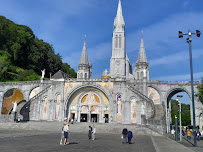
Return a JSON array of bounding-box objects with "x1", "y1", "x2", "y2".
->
[
  {"x1": 0, "y1": 121, "x2": 161, "y2": 136},
  {"x1": 127, "y1": 84, "x2": 155, "y2": 118}
]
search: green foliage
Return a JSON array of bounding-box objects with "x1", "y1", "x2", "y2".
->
[
  {"x1": 171, "y1": 99, "x2": 191, "y2": 126},
  {"x1": 0, "y1": 16, "x2": 76, "y2": 81},
  {"x1": 196, "y1": 78, "x2": 203, "y2": 104},
  {"x1": 17, "y1": 69, "x2": 40, "y2": 81}
]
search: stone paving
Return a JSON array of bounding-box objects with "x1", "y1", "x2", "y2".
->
[{"x1": 0, "y1": 122, "x2": 202, "y2": 152}]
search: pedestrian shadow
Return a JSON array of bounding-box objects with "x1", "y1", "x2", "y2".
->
[
  {"x1": 68, "y1": 142, "x2": 78, "y2": 145},
  {"x1": 183, "y1": 137, "x2": 194, "y2": 146}
]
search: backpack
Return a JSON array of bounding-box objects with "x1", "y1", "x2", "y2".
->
[{"x1": 127, "y1": 131, "x2": 133, "y2": 138}]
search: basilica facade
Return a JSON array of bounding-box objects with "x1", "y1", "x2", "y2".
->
[{"x1": 1, "y1": 0, "x2": 202, "y2": 133}]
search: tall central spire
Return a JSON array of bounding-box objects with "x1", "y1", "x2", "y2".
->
[{"x1": 114, "y1": 0, "x2": 125, "y2": 26}]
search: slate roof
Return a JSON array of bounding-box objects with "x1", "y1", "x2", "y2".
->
[{"x1": 51, "y1": 70, "x2": 72, "y2": 79}]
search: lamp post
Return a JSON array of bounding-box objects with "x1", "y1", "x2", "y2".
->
[
  {"x1": 199, "y1": 112, "x2": 202, "y2": 130},
  {"x1": 176, "y1": 95, "x2": 183, "y2": 142},
  {"x1": 179, "y1": 29, "x2": 201, "y2": 147}
]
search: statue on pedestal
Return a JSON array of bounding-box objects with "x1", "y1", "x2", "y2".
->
[{"x1": 41, "y1": 69, "x2": 45, "y2": 83}]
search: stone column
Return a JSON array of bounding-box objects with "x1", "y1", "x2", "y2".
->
[
  {"x1": 78, "y1": 106, "x2": 81, "y2": 122},
  {"x1": 75, "y1": 104, "x2": 78, "y2": 121},
  {"x1": 68, "y1": 106, "x2": 71, "y2": 120}
]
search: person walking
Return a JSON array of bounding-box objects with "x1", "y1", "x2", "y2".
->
[
  {"x1": 127, "y1": 130, "x2": 133, "y2": 144},
  {"x1": 63, "y1": 123, "x2": 70, "y2": 145},
  {"x1": 88, "y1": 126, "x2": 92, "y2": 139},
  {"x1": 92, "y1": 125, "x2": 96, "y2": 140},
  {"x1": 187, "y1": 130, "x2": 191, "y2": 140},
  {"x1": 196, "y1": 130, "x2": 201, "y2": 141},
  {"x1": 171, "y1": 128, "x2": 175, "y2": 137},
  {"x1": 122, "y1": 126, "x2": 128, "y2": 144}
]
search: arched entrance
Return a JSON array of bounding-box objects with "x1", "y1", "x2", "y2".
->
[
  {"x1": 65, "y1": 85, "x2": 112, "y2": 123},
  {"x1": 166, "y1": 88, "x2": 191, "y2": 133},
  {"x1": 2, "y1": 89, "x2": 24, "y2": 115}
]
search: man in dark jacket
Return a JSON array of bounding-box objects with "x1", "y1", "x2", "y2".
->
[
  {"x1": 127, "y1": 131, "x2": 133, "y2": 144},
  {"x1": 122, "y1": 126, "x2": 128, "y2": 144}
]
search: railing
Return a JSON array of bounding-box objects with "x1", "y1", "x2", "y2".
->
[
  {"x1": 148, "y1": 80, "x2": 201, "y2": 85},
  {"x1": 28, "y1": 85, "x2": 52, "y2": 103},
  {"x1": 0, "y1": 80, "x2": 52, "y2": 85}
]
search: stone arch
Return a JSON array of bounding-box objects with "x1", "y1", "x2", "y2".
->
[
  {"x1": 166, "y1": 87, "x2": 191, "y2": 108},
  {"x1": 28, "y1": 86, "x2": 40, "y2": 100},
  {"x1": 2, "y1": 88, "x2": 24, "y2": 115},
  {"x1": 65, "y1": 84, "x2": 113, "y2": 117},
  {"x1": 147, "y1": 86, "x2": 161, "y2": 104},
  {"x1": 165, "y1": 87, "x2": 191, "y2": 133},
  {"x1": 78, "y1": 90, "x2": 104, "y2": 105}
]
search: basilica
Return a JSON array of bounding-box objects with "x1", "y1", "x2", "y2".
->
[{"x1": 1, "y1": 0, "x2": 202, "y2": 133}]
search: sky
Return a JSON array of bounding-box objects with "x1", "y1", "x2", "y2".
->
[{"x1": 0, "y1": 0, "x2": 202, "y2": 104}]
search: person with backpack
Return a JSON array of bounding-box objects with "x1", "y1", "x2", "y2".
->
[{"x1": 127, "y1": 130, "x2": 133, "y2": 144}]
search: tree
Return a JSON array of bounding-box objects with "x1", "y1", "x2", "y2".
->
[
  {"x1": 171, "y1": 99, "x2": 191, "y2": 126},
  {"x1": 0, "y1": 15, "x2": 76, "y2": 81},
  {"x1": 196, "y1": 78, "x2": 203, "y2": 104}
]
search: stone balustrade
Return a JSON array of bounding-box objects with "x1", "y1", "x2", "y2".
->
[
  {"x1": 0, "y1": 80, "x2": 52, "y2": 85},
  {"x1": 148, "y1": 80, "x2": 202, "y2": 85}
]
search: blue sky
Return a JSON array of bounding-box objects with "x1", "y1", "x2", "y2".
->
[{"x1": 0, "y1": 0, "x2": 202, "y2": 104}]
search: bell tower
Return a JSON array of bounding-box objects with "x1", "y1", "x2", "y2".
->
[{"x1": 110, "y1": 0, "x2": 126, "y2": 78}]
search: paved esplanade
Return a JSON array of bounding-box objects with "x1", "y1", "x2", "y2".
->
[{"x1": 0, "y1": 122, "x2": 198, "y2": 152}]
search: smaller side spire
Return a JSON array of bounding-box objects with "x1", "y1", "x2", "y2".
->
[
  {"x1": 136, "y1": 36, "x2": 147, "y2": 63},
  {"x1": 79, "y1": 39, "x2": 88, "y2": 64}
]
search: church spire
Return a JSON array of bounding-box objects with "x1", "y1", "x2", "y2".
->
[
  {"x1": 114, "y1": 0, "x2": 125, "y2": 26},
  {"x1": 79, "y1": 39, "x2": 88, "y2": 64},
  {"x1": 136, "y1": 37, "x2": 147, "y2": 63}
]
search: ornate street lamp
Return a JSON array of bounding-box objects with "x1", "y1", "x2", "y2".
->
[{"x1": 178, "y1": 29, "x2": 201, "y2": 147}]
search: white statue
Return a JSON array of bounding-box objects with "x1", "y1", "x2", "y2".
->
[
  {"x1": 12, "y1": 101, "x2": 17, "y2": 112},
  {"x1": 143, "y1": 69, "x2": 146, "y2": 77},
  {"x1": 141, "y1": 103, "x2": 145, "y2": 115},
  {"x1": 41, "y1": 69, "x2": 45, "y2": 80}
]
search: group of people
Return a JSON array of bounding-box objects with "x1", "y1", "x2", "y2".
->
[
  {"x1": 88, "y1": 125, "x2": 96, "y2": 140},
  {"x1": 171, "y1": 127, "x2": 203, "y2": 141},
  {"x1": 122, "y1": 126, "x2": 133, "y2": 144},
  {"x1": 68, "y1": 118, "x2": 77, "y2": 124}
]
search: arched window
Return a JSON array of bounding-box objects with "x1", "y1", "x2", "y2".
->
[
  {"x1": 119, "y1": 35, "x2": 121, "y2": 48},
  {"x1": 137, "y1": 72, "x2": 139, "y2": 79},
  {"x1": 85, "y1": 73, "x2": 87, "y2": 79},
  {"x1": 141, "y1": 71, "x2": 144, "y2": 80}
]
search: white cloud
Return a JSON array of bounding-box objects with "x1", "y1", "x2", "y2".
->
[
  {"x1": 149, "y1": 49, "x2": 203, "y2": 67},
  {"x1": 152, "y1": 72, "x2": 203, "y2": 81}
]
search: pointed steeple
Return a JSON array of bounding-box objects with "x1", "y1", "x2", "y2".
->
[
  {"x1": 126, "y1": 53, "x2": 129, "y2": 61},
  {"x1": 136, "y1": 37, "x2": 147, "y2": 63},
  {"x1": 114, "y1": 0, "x2": 125, "y2": 26},
  {"x1": 79, "y1": 40, "x2": 88, "y2": 64}
]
